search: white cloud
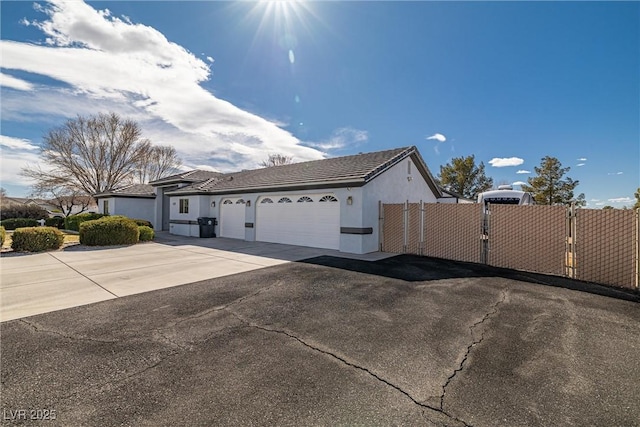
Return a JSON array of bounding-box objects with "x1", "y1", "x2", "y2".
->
[
  {"x1": 206, "y1": 56, "x2": 214, "y2": 63},
  {"x1": 0, "y1": 72, "x2": 35, "y2": 91},
  {"x1": 608, "y1": 197, "x2": 633, "y2": 204},
  {"x1": 607, "y1": 172, "x2": 624, "y2": 175},
  {"x1": 1, "y1": 0, "x2": 324, "y2": 174},
  {"x1": 590, "y1": 198, "x2": 600, "y2": 202},
  {"x1": 0, "y1": 136, "x2": 43, "y2": 188},
  {"x1": 426, "y1": 133, "x2": 446, "y2": 142},
  {"x1": 489, "y1": 157, "x2": 524, "y2": 167},
  {"x1": 307, "y1": 127, "x2": 368, "y2": 152},
  {"x1": 577, "y1": 157, "x2": 587, "y2": 161},
  {"x1": 512, "y1": 181, "x2": 527, "y2": 186},
  {"x1": 0, "y1": 135, "x2": 39, "y2": 151},
  {"x1": 576, "y1": 163, "x2": 585, "y2": 167},
  {"x1": 516, "y1": 169, "x2": 530, "y2": 174}
]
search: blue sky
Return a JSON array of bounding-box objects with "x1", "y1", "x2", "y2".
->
[{"x1": 1, "y1": 1, "x2": 638, "y2": 207}]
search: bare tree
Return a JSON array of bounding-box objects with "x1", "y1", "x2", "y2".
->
[
  {"x1": 21, "y1": 112, "x2": 158, "y2": 195},
  {"x1": 135, "y1": 145, "x2": 182, "y2": 183},
  {"x1": 31, "y1": 181, "x2": 93, "y2": 217},
  {"x1": 260, "y1": 153, "x2": 293, "y2": 167}
]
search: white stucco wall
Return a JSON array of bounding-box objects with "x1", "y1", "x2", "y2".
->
[
  {"x1": 168, "y1": 195, "x2": 210, "y2": 237},
  {"x1": 359, "y1": 156, "x2": 439, "y2": 253},
  {"x1": 97, "y1": 197, "x2": 155, "y2": 226}
]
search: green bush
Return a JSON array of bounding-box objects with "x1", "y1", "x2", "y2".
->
[
  {"x1": 132, "y1": 218, "x2": 153, "y2": 229},
  {"x1": 0, "y1": 205, "x2": 48, "y2": 221},
  {"x1": 80, "y1": 217, "x2": 139, "y2": 246},
  {"x1": 0, "y1": 218, "x2": 39, "y2": 230},
  {"x1": 65, "y1": 213, "x2": 106, "y2": 231},
  {"x1": 1, "y1": 226, "x2": 5, "y2": 246},
  {"x1": 11, "y1": 227, "x2": 64, "y2": 252},
  {"x1": 138, "y1": 226, "x2": 154, "y2": 241},
  {"x1": 45, "y1": 217, "x2": 66, "y2": 229}
]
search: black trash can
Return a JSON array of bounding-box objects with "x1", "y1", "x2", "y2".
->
[{"x1": 197, "y1": 217, "x2": 216, "y2": 238}]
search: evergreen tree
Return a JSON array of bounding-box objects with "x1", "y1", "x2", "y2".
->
[
  {"x1": 521, "y1": 156, "x2": 583, "y2": 205},
  {"x1": 438, "y1": 155, "x2": 493, "y2": 199}
]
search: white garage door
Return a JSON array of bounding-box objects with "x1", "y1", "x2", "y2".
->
[
  {"x1": 256, "y1": 194, "x2": 340, "y2": 250},
  {"x1": 219, "y1": 198, "x2": 246, "y2": 239}
]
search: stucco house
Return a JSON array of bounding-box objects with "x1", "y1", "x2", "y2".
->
[{"x1": 95, "y1": 146, "x2": 464, "y2": 254}]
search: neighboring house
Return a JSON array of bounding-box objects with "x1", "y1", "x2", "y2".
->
[
  {"x1": 95, "y1": 146, "x2": 469, "y2": 254},
  {"x1": 0, "y1": 196, "x2": 98, "y2": 218}
]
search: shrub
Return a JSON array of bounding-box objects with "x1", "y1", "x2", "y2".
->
[
  {"x1": 65, "y1": 213, "x2": 106, "y2": 231},
  {"x1": 132, "y1": 218, "x2": 153, "y2": 229},
  {"x1": 138, "y1": 226, "x2": 154, "y2": 241},
  {"x1": 0, "y1": 218, "x2": 39, "y2": 230},
  {"x1": 11, "y1": 227, "x2": 64, "y2": 252},
  {"x1": 80, "y1": 217, "x2": 139, "y2": 246},
  {"x1": 0, "y1": 226, "x2": 5, "y2": 246},
  {"x1": 0, "y1": 204, "x2": 48, "y2": 221},
  {"x1": 45, "y1": 217, "x2": 66, "y2": 229}
]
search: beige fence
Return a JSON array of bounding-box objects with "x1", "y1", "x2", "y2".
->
[{"x1": 380, "y1": 202, "x2": 639, "y2": 290}]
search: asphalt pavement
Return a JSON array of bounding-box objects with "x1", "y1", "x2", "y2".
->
[{"x1": 1, "y1": 254, "x2": 638, "y2": 426}]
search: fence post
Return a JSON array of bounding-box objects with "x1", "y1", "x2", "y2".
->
[
  {"x1": 636, "y1": 209, "x2": 639, "y2": 290},
  {"x1": 379, "y1": 200, "x2": 384, "y2": 252},
  {"x1": 403, "y1": 200, "x2": 408, "y2": 253},
  {"x1": 565, "y1": 204, "x2": 576, "y2": 279},
  {"x1": 419, "y1": 200, "x2": 424, "y2": 256},
  {"x1": 481, "y1": 203, "x2": 489, "y2": 264}
]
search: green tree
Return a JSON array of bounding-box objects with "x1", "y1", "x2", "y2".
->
[
  {"x1": 521, "y1": 156, "x2": 583, "y2": 205},
  {"x1": 634, "y1": 188, "x2": 640, "y2": 210},
  {"x1": 602, "y1": 205, "x2": 614, "y2": 210},
  {"x1": 438, "y1": 155, "x2": 493, "y2": 199}
]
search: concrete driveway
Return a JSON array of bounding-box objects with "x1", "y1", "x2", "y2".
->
[
  {"x1": 0, "y1": 232, "x2": 390, "y2": 322},
  {"x1": 1, "y1": 254, "x2": 638, "y2": 426}
]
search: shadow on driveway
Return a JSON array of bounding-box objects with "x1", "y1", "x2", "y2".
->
[{"x1": 302, "y1": 254, "x2": 640, "y2": 303}]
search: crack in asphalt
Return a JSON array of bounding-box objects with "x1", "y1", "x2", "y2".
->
[
  {"x1": 18, "y1": 319, "x2": 118, "y2": 344},
  {"x1": 439, "y1": 288, "x2": 509, "y2": 412},
  {"x1": 150, "y1": 280, "x2": 285, "y2": 349},
  {"x1": 167, "y1": 280, "x2": 284, "y2": 328},
  {"x1": 228, "y1": 310, "x2": 471, "y2": 427},
  {"x1": 55, "y1": 349, "x2": 182, "y2": 404}
]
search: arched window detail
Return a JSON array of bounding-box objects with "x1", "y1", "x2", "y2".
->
[
  {"x1": 319, "y1": 195, "x2": 338, "y2": 202},
  {"x1": 278, "y1": 197, "x2": 292, "y2": 203},
  {"x1": 223, "y1": 200, "x2": 233, "y2": 205},
  {"x1": 297, "y1": 196, "x2": 313, "y2": 203},
  {"x1": 236, "y1": 199, "x2": 245, "y2": 204},
  {"x1": 261, "y1": 198, "x2": 273, "y2": 204}
]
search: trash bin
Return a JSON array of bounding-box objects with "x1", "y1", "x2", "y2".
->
[{"x1": 197, "y1": 217, "x2": 216, "y2": 238}]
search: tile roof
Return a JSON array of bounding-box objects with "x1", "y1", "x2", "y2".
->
[
  {"x1": 149, "y1": 169, "x2": 224, "y2": 185},
  {"x1": 94, "y1": 183, "x2": 156, "y2": 198},
  {"x1": 166, "y1": 146, "x2": 441, "y2": 196}
]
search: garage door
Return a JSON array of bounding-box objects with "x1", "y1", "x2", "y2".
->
[
  {"x1": 219, "y1": 198, "x2": 246, "y2": 239},
  {"x1": 256, "y1": 194, "x2": 340, "y2": 250}
]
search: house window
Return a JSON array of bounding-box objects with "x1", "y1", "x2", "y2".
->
[
  {"x1": 297, "y1": 196, "x2": 313, "y2": 203},
  {"x1": 103, "y1": 200, "x2": 109, "y2": 215},
  {"x1": 261, "y1": 198, "x2": 273, "y2": 204},
  {"x1": 278, "y1": 197, "x2": 292, "y2": 203},
  {"x1": 179, "y1": 198, "x2": 189, "y2": 214},
  {"x1": 319, "y1": 195, "x2": 338, "y2": 202},
  {"x1": 408, "y1": 160, "x2": 412, "y2": 175}
]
